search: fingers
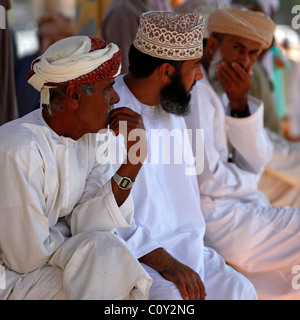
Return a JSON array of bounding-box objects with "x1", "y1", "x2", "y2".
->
[
  {"x1": 177, "y1": 283, "x2": 189, "y2": 301},
  {"x1": 197, "y1": 278, "x2": 207, "y2": 301},
  {"x1": 107, "y1": 107, "x2": 148, "y2": 162},
  {"x1": 216, "y1": 62, "x2": 251, "y2": 100},
  {"x1": 108, "y1": 107, "x2": 145, "y2": 136},
  {"x1": 217, "y1": 61, "x2": 250, "y2": 84},
  {"x1": 217, "y1": 62, "x2": 242, "y2": 86},
  {"x1": 176, "y1": 272, "x2": 206, "y2": 300}
]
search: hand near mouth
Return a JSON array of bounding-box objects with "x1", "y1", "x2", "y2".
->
[{"x1": 216, "y1": 61, "x2": 251, "y2": 113}]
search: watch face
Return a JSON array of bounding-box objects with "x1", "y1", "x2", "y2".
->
[{"x1": 120, "y1": 178, "x2": 131, "y2": 189}]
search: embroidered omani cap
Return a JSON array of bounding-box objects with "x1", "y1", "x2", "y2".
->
[{"x1": 133, "y1": 11, "x2": 205, "y2": 61}]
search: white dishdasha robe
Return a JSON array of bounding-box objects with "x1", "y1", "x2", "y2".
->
[
  {"x1": 0, "y1": 109, "x2": 151, "y2": 300},
  {"x1": 113, "y1": 75, "x2": 258, "y2": 300},
  {"x1": 185, "y1": 68, "x2": 300, "y2": 300}
]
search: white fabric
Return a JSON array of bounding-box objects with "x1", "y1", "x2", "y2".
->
[
  {"x1": 28, "y1": 36, "x2": 121, "y2": 106},
  {"x1": 185, "y1": 68, "x2": 300, "y2": 300},
  {"x1": 257, "y1": 0, "x2": 279, "y2": 16},
  {"x1": 0, "y1": 109, "x2": 151, "y2": 300},
  {"x1": 264, "y1": 129, "x2": 300, "y2": 188},
  {"x1": 141, "y1": 246, "x2": 257, "y2": 300},
  {"x1": 114, "y1": 75, "x2": 258, "y2": 300},
  {"x1": 258, "y1": 129, "x2": 300, "y2": 208},
  {"x1": 258, "y1": 169, "x2": 300, "y2": 209},
  {"x1": 7, "y1": 231, "x2": 151, "y2": 300}
]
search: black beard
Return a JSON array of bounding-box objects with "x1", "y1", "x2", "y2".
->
[{"x1": 159, "y1": 73, "x2": 192, "y2": 116}]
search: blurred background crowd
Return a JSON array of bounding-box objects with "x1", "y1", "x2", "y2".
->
[{"x1": 2, "y1": 0, "x2": 300, "y2": 143}]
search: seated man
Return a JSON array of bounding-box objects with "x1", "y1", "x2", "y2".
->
[
  {"x1": 0, "y1": 36, "x2": 151, "y2": 300},
  {"x1": 114, "y1": 11, "x2": 257, "y2": 300},
  {"x1": 233, "y1": 0, "x2": 300, "y2": 208},
  {"x1": 185, "y1": 6, "x2": 300, "y2": 299}
]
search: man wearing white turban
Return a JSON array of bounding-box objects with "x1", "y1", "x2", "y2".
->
[
  {"x1": 185, "y1": 6, "x2": 300, "y2": 299},
  {"x1": 0, "y1": 36, "x2": 152, "y2": 300}
]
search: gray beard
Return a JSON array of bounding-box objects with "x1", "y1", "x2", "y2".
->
[{"x1": 208, "y1": 49, "x2": 225, "y2": 95}]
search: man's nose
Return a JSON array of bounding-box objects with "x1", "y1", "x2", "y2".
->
[
  {"x1": 237, "y1": 53, "x2": 251, "y2": 70},
  {"x1": 111, "y1": 89, "x2": 120, "y2": 104},
  {"x1": 195, "y1": 65, "x2": 203, "y2": 81}
]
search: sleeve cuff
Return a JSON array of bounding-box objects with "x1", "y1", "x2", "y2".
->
[
  {"x1": 225, "y1": 95, "x2": 264, "y2": 127},
  {"x1": 70, "y1": 180, "x2": 134, "y2": 234},
  {"x1": 100, "y1": 180, "x2": 134, "y2": 229}
]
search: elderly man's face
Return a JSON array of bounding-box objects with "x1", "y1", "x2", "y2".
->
[
  {"x1": 218, "y1": 35, "x2": 262, "y2": 71},
  {"x1": 77, "y1": 80, "x2": 120, "y2": 133},
  {"x1": 207, "y1": 34, "x2": 262, "y2": 94}
]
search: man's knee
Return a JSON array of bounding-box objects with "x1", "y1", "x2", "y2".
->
[{"x1": 73, "y1": 230, "x2": 125, "y2": 248}]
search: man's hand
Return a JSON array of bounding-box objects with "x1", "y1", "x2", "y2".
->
[
  {"x1": 139, "y1": 248, "x2": 207, "y2": 300},
  {"x1": 216, "y1": 61, "x2": 251, "y2": 112},
  {"x1": 108, "y1": 107, "x2": 148, "y2": 164},
  {"x1": 107, "y1": 107, "x2": 147, "y2": 206}
]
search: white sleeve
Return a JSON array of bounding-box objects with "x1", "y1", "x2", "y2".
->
[
  {"x1": 186, "y1": 83, "x2": 271, "y2": 199},
  {"x1": 68, "y1": 153, "x2": 134, "y2": 235},
  {"x1": 198, "y1": 135, "x2": 261, "y2": 199},
  {"x1": 223, "y1": 95, "x2": 273, "y2": 175},
  {"x1": 0, "y1": 148, "x2": 66, "y2": 274},
  {"x1": 69, "y1": 178, "x2": 135, "y2": 235},
  {"x1": 69, "y1": 132, "x2": 135, "y2": 234},
  {"x1": 264, "y1": 129, "x2": 300, "y2": 188}
]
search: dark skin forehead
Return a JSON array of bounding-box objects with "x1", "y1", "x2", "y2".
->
[{"x1": 222, "y1": 34, "x2": 263, "y2": 52}]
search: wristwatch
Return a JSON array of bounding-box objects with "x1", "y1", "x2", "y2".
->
[{"x1": 113, "y1": 173, "x2": 134, "y2": 190}]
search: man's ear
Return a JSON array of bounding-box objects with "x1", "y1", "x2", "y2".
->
[
  {"x1": 66, "y1": 84, "x2": 81, "y2": 109},
  {"x1": 206, "y1": 36, "x2": 219, "y2": 56},
  {"x1": 157, "y1": 63, "x2": 176, "y2": 84}
]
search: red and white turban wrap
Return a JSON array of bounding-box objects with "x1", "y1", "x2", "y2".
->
[{"x1": 27, "y1": 36, "x2": 122, "y2": 107}]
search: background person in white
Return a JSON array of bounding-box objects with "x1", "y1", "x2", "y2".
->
[
  {"x1": 185, "y1": 6, "x2": 300, "y2": 300},
  {"x1": 0, "y1": 36, "x2": 151, "y2": 300},
  {"x1": 114, "y1": 11, "x2": 258, "y2": 300}
]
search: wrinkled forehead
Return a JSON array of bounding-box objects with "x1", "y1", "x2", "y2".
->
[{"x1": 221, "y1": 34, "x2": 263, "y2": 51}]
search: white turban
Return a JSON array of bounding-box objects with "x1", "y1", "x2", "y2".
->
[{"x1": 27, "y1": 36, "x2": 121, "y2": 107}]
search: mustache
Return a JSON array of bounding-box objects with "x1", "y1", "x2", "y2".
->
[{"x1": 107, "y1": 104, "x2": 115, "y2": 114}]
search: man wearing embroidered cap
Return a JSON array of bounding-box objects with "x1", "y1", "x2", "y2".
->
[
  {"x1": 185, "y1": 5, "x2": 300, "y2": 299},
  {"x1": 113, "y1": 11, "x2": 257, "y2": 300},
  {"x1": 0, "y1": 36, "x2": 152, "y2": 300}
]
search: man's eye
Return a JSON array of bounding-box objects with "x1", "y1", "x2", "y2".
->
[
  {"x1": 251, "y1": 51, "x2": 260, "y2": 57},
  {"x1": 106, "y1": 86, "x2": 114, "y2": 92}
]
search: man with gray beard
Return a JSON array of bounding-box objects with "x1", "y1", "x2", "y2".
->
[{"x1": 185, "y1": 6, "x2": 300, "y2": 300}]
